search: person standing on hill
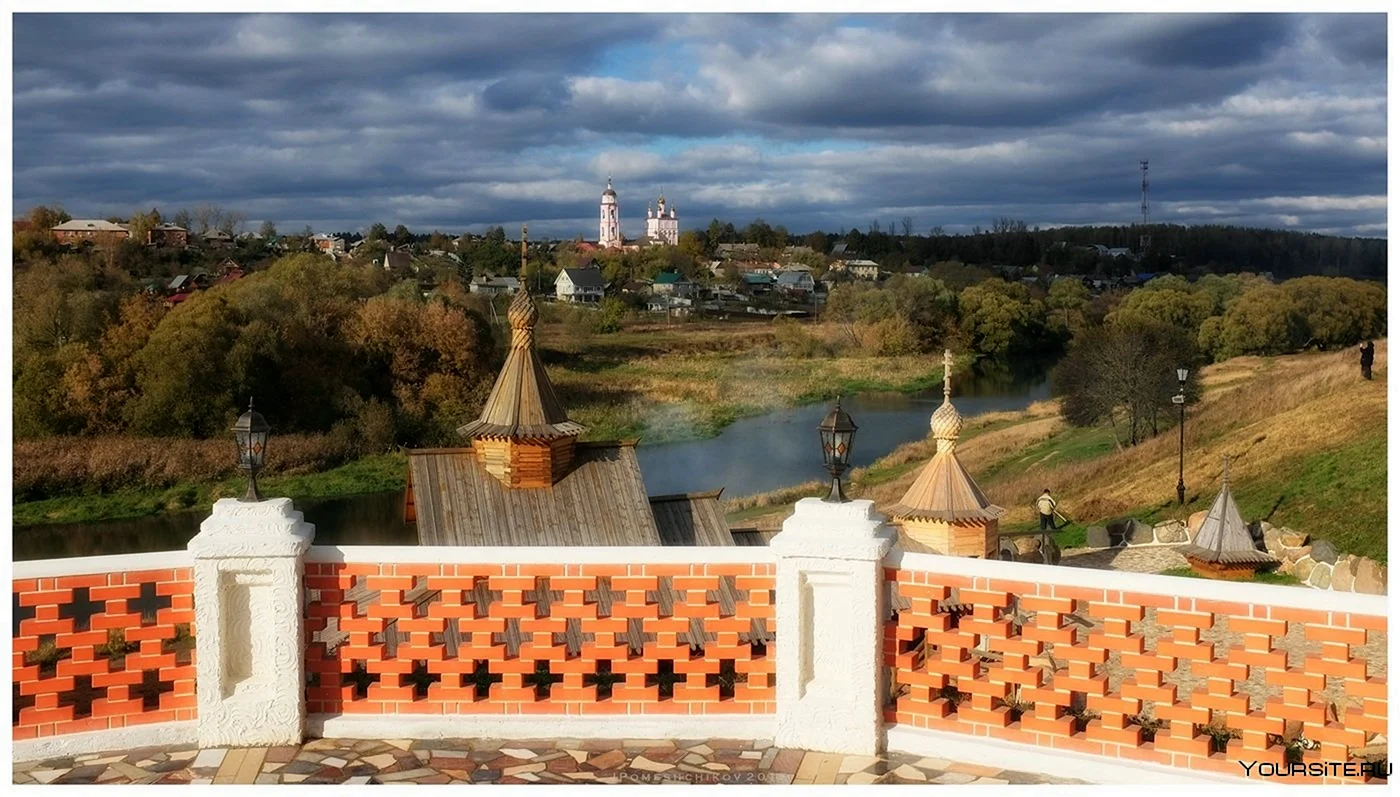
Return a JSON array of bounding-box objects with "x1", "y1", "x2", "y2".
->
[
  {"x1": 1360, "y1": 340, "x2": 1375, "y2": 380},
  {"x1": 1036, "y1": 489, "x2": 1058, "y2": 531}
]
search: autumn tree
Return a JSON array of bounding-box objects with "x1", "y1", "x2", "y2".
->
[{"x1": 1054, "y1": 317, "x2": 1201, "y2": 448}]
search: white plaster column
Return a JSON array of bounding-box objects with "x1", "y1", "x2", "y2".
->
[
  {"x1": 188, "y1": 497, "x2": 314, "y2": 748},
  {"x1": 769, "y1": 497, "x2": 896, "y2": 756}
]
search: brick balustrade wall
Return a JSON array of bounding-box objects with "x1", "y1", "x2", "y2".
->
[
  {"x1": 12, "y1": 554, "x2": 197, "y2": 741},
  {"x1": 304, "y1": 549, "x2": 776, "y2": 717},
  {"x1": 884, "y1": 551, "x2": 1387, "y2": 784}
]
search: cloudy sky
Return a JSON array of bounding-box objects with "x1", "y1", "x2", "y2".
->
[{"x1": 11, "y1": 13, "x2": 1388, "y2": 239}]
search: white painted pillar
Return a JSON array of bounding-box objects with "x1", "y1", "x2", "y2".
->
[
  {"x1": 769, "y1": 497, "x2": 895, "y2": 756},
  {"x1": 188, "y1": 497, "x2": 314, "y2": 748}
]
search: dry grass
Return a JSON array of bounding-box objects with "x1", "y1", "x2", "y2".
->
[
  {"x1": 13, "y1": 432, "x2": 360, "y2": 500},
  {"x1": 731, "y1": 342, "x2": 1387, "y2": 543},
  {"x1": 871, "y1": 342, "x2": 1386, "y2": 526}
]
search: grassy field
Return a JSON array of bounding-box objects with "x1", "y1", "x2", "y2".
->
[
  {"x1": 13, "y1": 454, "x2": 406, "y2": 528},
  {"x1": 728, "y1": 342, "x2": 1388, "y2": 565},
  {"x1": 538, "y1": 318, "x2": 953, "y2": 443}
]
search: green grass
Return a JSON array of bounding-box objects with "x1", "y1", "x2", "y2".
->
[
  {"x1": 976, "y1": 423, "x2": 1119, "y2": 486},
  {"x1": 13, "y1": 453, "x2": 407, "y2": 528},
  {"x1": 1159, "y1": 566, "x2": 1303, "y2": 586}
]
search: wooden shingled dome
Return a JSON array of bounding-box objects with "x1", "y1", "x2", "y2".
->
[{"x1": 456, "y1": 289, "x2": 585, "y2": 487}]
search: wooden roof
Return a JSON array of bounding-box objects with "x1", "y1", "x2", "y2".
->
[
  {"x1": 456, "y1": 290, "x2": 586, "y2": 440},
  {"x1": 649, "y1": 491, "x2": 733, "y2": 547},
  {"x1": 410, "y1": 443, "x2": 662, "y2": 546},
  {"x1": 887, "y1": 450, "x2": 1005, "y2": 522},
  {"x1": 1181, "y1": 482, "x2": 1275, "y2": 565}
]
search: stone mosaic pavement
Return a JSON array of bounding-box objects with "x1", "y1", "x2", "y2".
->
[{"x1": 13, "y1": 738, "x2": 1085, "y2": 785}]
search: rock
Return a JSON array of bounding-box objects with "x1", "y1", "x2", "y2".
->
[
  {"x1": 1279, "y1": 528, "x2": 1309, "y2": 547},
  {"x1": 1308, "y1": 563, "x2": 1333, "y2": 589},
  {"x1": 1086, "y1": 526, "x2": 1111, "y2": 549},
  {"x1": 1330, "y1": 557, "x2": 1355, "y2": 592},
  {"x1": 1014, "y1": 536, "x2": 1042, "y2": 555},
  {"x1": 1352, "y1": 558, "x2": 1386, "y2": 595},
  {"x1": 585, "y1": 750, "x2": 628, "y2": 771},
  {"x1": 1263, "y1": 526, "x2": 1284, "y2": 557},
  {"x1": 1153, "y1": 520, "x2": 1188, "y2": 544},
  {"x1": 1291, "y1": 556, "x2": 1316, "y2": 582},
  {"x1": 1187, "y1": 510, "x2": 1208, "y2": 538},
  {"x1": 1126, "y1": 519, "x2": 1155, "y2": 545},
  {"x1": 1283, "y1": 544, "x2": 1312, "y2": 565},
  {"x1": 1309, "y1": 539, "x2": 1339, "y2": 564}
]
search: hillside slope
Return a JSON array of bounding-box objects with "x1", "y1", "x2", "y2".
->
[{"x1": 731, "y1": 342, "x2": 1387, "y2": 563}]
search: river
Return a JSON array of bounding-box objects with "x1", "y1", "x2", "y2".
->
[{"x1": 14, "y1": 361, "x2": 1049, "y2": 561}]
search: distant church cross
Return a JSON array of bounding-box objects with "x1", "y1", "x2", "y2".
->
[{"x1": 942, "y1": 349, "x2": 955, "y2": 401}]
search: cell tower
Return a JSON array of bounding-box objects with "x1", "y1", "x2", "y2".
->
[{"x1": 1139, "y1": 159, "x2": 1151, "y2": 253}]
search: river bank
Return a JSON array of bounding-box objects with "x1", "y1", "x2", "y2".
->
[{"x1": 725, "y1": 344, "x2": 1388, "y2": 564}]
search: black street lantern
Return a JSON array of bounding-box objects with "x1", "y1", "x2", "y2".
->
[
  {"x1": 818, "y1": 396, "x2": 858, "y2": 503},
  {"x1": 232, "y1": 398, "x2": 270, "y2": 502},
  {"x1": 1174, "y1": 368, "x2": 1189, "y2": 505}
]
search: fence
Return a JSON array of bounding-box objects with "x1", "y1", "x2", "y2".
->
[{"x1": 9, "y1": 497, "x2": 1388, "y2": 784}]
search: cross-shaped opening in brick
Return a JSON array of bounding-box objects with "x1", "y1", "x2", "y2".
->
[
  {"x1": 162, "y1": 623, "x2": 195, "y2": 667},
  {"x1": 13, "y1": 593, "x2": 36, "y2": 637},
  {"x1": 26, "y1": 634, "x2": 71, "y2": 678},
  {"x1": 584, "y1": 660, "x2": 625, "y2": 700},
  {"x1": 470, "y1": 660, "x2": 503, "y2": 700},
  {"x1": 407, "y1": 660, "x2": 440, "y2": 700},
  {"x1": 12, "y1": 683, "x2": 35, "y2": 725},
  {"x1": 750, "y1": 640, "x2": 767, "y2": 659},
  {"x1": 645, "y1": 660, "x2": 685, "y2": 700},
  {"x1": 129, "y1": 582, "x2": 172, "y2": 626},
  {"x1": 524, "y1": 660, "x2": 563, "y2": 700},
  {"x1": 707, "y1": 659, "x2": 742, "y2": 700},
  {"x1": 58, "y1": 674, "x2": 103, "y2": 719},
  {"x1": 96, "y1": 629, "x2": 139, "y2": 669},
  {"x1": 58, "y1": 587, "x2": 103, "y2": 632},
  {"x1": 343, "y1": 661, "x2": 380, "y2": 700},
  {"x1": 130, "y1": 669, "x2": 175, "y2": 711},
  {"x1": 901, "y1": 627, "x2": 927, "y2": 656}
]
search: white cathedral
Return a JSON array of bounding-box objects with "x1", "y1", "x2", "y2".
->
[{"x1": 597, "y1": 177, "x2": 678, "y2": 248}]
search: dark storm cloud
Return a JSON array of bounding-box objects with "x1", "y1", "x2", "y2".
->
[{"x1": 11, "y1": 13, "x2": 1387, "y2": 238}]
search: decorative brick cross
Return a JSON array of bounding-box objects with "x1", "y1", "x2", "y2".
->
[
  {"x1": 128, "y1": 582, "x2": 172, "y2": 624},
  {"x1": 130, "y1": 669, "x2": 175, "y2": 711},
  {"x1": 57, "y1": 674, "x2": 103, "y2": 719},
  {"x1": 646, "y1": 660, "x2": 685, "y2": 699},
  {"x1": 524, "y1": 661, "x2": 563, "y2": 700},
  {"x1": 58, "y1": 587, "x2": 103, "y2": 632},
  {"x1": 470, "y1": 660, "x2": 503, "y2": 700}
]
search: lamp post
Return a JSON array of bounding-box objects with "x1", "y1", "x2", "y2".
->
[
  {"x1": 818, "y1": 396, "x2": 857, "y2": 503},
  {"x1": 232, "y1": 399, "x2": 270, "y2": 502},
  {"x1": 1174, "y1": 367, "x2": 1188, "y2": 505}
]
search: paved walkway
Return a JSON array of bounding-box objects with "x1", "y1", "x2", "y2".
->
[{"x1": 14, "y1": 738, "x2": 1084, "y2": 785}]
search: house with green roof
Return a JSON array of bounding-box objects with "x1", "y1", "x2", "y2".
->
[{"x1": 651, "y1": 270, "x2": 695, "y2": 297}]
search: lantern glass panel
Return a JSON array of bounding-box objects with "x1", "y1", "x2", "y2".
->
[
  {"x1": 820, "y1": 426, "x2": 836, "y2": 467},
  {"x1": 1177, "y1": 367, "x2": 1189, "y2": 383},
  {"x1": 831, "y1": 429, "x2": 854, "y2": 467}
]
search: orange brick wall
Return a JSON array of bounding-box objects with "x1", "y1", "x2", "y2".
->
[
  {"x1": 883, "y1": 567, "x2": 1387, "y2": 785},
  {"x1": 12, "y1": 570, "x2": 197, "y2": 741},
  {"x1": 305, "y1": 562, "x2": 776, "y2": 716}
]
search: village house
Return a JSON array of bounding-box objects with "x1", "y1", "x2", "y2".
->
[
  {"x1": 469, "y1": 275, "x2": 520, "y2": 297},
  {"x1": 51, "y1": 219, "x2": 131, "y2": 245},
  {"x1": 554, "y1": 266, "x2": 606, "y2": 303},
  {"x1": 620, "y1": 278, "x2": 653, "y2": 295},
  {"x1": 775, "y1": 268, "x2": 816, "y2": 296},
  {"x1": 716, "y1": 242, "x2": 761, "y2": 260},
  {"x1": 201, "y1": 229, "x2": 235, "y2": 248},
  {"x1": 651, "y1": 271, "x2": 695, "y2": 297},
  {"x1": 313, "y1": 233, "x2": 346, "y2": 256},
  {"x1": 147, "y1": 222, "x2": 188, "y2": 247},
  {"x1": 834, "y1": 258, "x2": 881, "y2": 280},
  {"x1": 741, "y1": 272, "x2": 774, "y2": 295},
  {"x1": 213, "y1": 259, "x2": 245, "y2": 286},
  {"x1": 382, "y1": 250, "x2": 413, "y2": 271}
]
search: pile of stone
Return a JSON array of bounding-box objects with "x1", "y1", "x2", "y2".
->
[{"x1": 1076, "y1": 513, "x2": 1386, "y2": 595}]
